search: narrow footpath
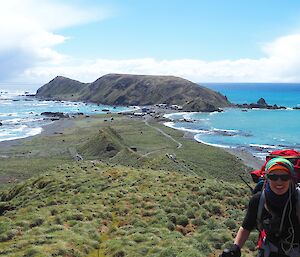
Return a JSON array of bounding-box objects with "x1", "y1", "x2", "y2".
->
[{"x1": 144, "y1": 118, "x2": 182, "y2": 149}]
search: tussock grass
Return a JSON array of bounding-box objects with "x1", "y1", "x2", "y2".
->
[
  {"x1": 0, "y1": 162, "x2": 255, "y2": 256},
  {"x1": 0, "y1": 115, "x2": 257, "y2": 256}
]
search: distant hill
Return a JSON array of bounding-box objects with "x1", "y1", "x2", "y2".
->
[
  {"x1": 36, "y1": 74, "x2": 231, "y2": 112},
  {"x1": 36, "y1": 76, "x2": 89, "y2": 99}
]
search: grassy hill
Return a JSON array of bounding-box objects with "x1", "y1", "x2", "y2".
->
[
  {"x1": 36, "y1": 74, "x2": 231, "y2": 112},
  {"x1": 36, "y1": 76, "x2": 88, "y2": 100},
  {"x1": 0, "y1": 162, "x2": 258, "y2": 257},
  {"x1": 0, "y1": 115, "x2": 257, "y2": 257}
]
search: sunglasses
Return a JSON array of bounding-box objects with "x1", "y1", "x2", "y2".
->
[{"x1": 267, "y1": 174, "x2": 291, "y2": 181}]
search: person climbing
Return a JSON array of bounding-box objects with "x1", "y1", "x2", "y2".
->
[{"x1": 220, "y1": 157, "x2": 300, "y2": 257}]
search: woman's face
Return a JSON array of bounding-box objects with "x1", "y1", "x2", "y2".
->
[{"x1": 268, "y1": 170, "x2": 291, "y2": 195}]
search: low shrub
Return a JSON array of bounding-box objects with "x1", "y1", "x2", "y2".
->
[
  {"x1": 195, "y1": 241, "x2": 212, "y2": 255},
  {"x1": 224, "y1": 219, "x2": 237, "y2": 229},
  {"x1": 30, "y1": 217, "x2": 44, "y2": 228},
  {"x1": 65, "y1": 212, "x2": 85, "y2": 221},
  {"x1": 167, "y1": 213, "x2": 177, "y2": 224},
  {"x1": 245, "y1": 240, "x2": 256, "y2": 251},
  {"x1": 176, "y1": 215, "x2": 189, "y2": 227},
  {"x1": 167, "y1": 222, "x2": 175, "y2": 231},
  {"x1": 210, "y1": 203, "x2": 223, "y2": 215},
  {"x1": 191, "y1": 217, "x2": 205, "y2": 226},
  {"x1": 226, "y1": 198, "x2": 239, "y2": 207},
  {"x1": 133, "y1": 233, "x2": 148, "y2": 243},
  {"x1": 23, "y1": 248, "x2": 40, "y2": 257},
  {"x1": 186, "y1": 210, "x2": 195, "y2": 219},
  {"x1": 50, "y1": 208, "x2": 58, "y2": 215}
]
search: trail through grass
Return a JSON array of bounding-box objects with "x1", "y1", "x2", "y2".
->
[{"x1": 0, "y1": 114, "x2": 257, "y2": 256}]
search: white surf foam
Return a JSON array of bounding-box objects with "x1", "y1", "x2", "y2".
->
[
  {"x1": 3, "y1": 117, "x2": 43, "y2": 124},
  {"x1": 163, "y1": 112, "x2": 191, "y2": 120},
  {"x1": 13, "y1": 125, "x2": 28, "y2": 132},
  {"x1": 193, "y1": 134, "x2": 232, "y2": 148},
  {"x1": 212, "y1": 128, "x2": 240, "y2": 133},
  {"x1": 182, "y1": 112, "x2": 197, "y2": 119},
  {"x1": 0, "y1": 112, "x2": 18, "y2": 117},
  {"x1": 0, "y1": 126, "x2": 43, "y2": 142},
  {"x1": 209, "y1": 111, "x2": 221, "y2": 116},
  {"x1": 163, "y1": 122, "x2": 211, "y2": 134},
  {"x1": 26, "y1": 127, "x2": 43, "y2": 136},
  {"x1": 249, "y1": 143, "x2": 277, "y2": 149}
]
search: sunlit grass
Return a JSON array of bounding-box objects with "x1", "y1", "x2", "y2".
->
[{"x1": 0, "y1": 115, "x2": 256, "y2": 256}]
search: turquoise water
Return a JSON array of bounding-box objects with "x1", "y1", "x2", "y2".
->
[
  {"x1": 165, "y1": 83, "x2": 300, "y2": 159},
  {"x1": 203, "y1": 83, "x2": 300, "y2": 107},
  {"x1": 2, "y1": 84, "x2": 300, "y2": 159},
  {"x1": 0, "y1": 90, "x2": 132, "y2": 142}
]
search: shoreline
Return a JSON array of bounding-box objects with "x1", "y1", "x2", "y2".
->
[
  {"x1": 0, "y1": 109, "x2": 264, "y2": 171},
  {"x1": 0, "y1": 118, "x2": 76, "y2": 150},
  {"x1": 161, "y1": 109, "x2": 264, "y2": 170},
  {"x1": 181, "y1": 130, "x2": 264, "y2": 170},
  {"x1": 142, "y1": 105, "x2": 265, "y2": 170},
  {"x1": 223, "y1": 147, "x2": 264, "y2": 170}
]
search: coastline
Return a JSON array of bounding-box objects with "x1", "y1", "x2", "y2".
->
[
  {"x1": 0, "y1": 118, "x2": 76, "y2": 150},
  {"x1": 223, "y1": 147, "x2": 264, "y2": 170},
  {"x1": 131, "y1": 105, "x2": 265, "y2": 171},
  {"x1": 181, "y1": 130, "x2": 263, "y2": 170},
  {"x1": 0, "y1": 108, "x2": 264, "y2": 171}
]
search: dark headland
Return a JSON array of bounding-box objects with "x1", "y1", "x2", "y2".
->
[{"x1": 35, "y1": 73, "x2": 231, "y2": 112}]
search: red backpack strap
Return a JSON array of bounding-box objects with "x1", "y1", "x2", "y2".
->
[{"x1": 257, "y1": 230, "x2": 267, "y2": 249}]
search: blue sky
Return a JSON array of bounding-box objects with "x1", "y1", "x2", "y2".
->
[
  {"x1": 2, "y1": 0, "x2": 300, "y2": 86},
  {"x1": 56, "y1": 0, "x2": 299, "y2": 60}
]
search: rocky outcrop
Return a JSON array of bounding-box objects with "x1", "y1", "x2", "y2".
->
[
  {"x1": 257, "y1": 98, "x2": 267, "y2": 107},
  {"x1": 41, "y1": 112, "x2": 69, "y2": 119},
  {"x1": 235, "y1": 98, "x2": 286, "y2": 110}
]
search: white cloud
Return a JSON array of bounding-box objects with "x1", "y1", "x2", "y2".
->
[
  {"x1": 263, "y1": 34, "x2": 300, "y2": 60},
  {"x1": 2, "y1": 1, "x2": 300, "y2": 85},
  {"x1": 0, "y1": 0, "x2": 112, "y2": 81},
  {"x1": 17, "y1": 32, "x2": 300, "y2": 85}
]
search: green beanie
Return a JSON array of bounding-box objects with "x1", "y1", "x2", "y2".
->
[{"x1": 265, "y1": 157, "x2": 294, "y2": 176}]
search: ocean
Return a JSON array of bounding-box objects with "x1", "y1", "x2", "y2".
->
[
  {"x1": 0, "y1": 89, "x2": 132, "y2": 142},
  {"x1": 1, "y1": 84, "x2": 300, "y2": 160},
  {"x1": 164, "y1": 83, "x2": 300, "y2": 159}
]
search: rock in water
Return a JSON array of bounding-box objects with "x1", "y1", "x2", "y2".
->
[{"x1": 257, "y1": 98, "x2": 267, "y2": 106}]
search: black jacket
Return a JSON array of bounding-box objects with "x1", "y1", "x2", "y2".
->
[{"x1": 242, "y1": 191, "x2": 300, "y2": 254}]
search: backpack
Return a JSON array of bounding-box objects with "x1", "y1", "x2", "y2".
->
[
  {"x1": 249, "y1": 149, "x2": 300, "y2": 249},
  {"x1": 250, "y1": 149, "x2": 300, "y2": 184}
]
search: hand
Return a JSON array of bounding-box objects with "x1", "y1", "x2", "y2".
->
[{"x1": 219, "y1": 244, "x2": 241, "y2": 257}]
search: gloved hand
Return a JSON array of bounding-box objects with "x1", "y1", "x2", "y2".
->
[{"x1": 219, "y1": 244, "x2": 241, "y2": 257}]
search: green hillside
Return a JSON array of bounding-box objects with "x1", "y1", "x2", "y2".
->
[
  {"x1": 36, "y1": 74, "x2": 231, "y2": 112},
  {"x1": 0, "y1": 162, "x2": 258, "y2": 257},
  {"x1": 78, "y1": 127, "x2": 125, "y2": 158},
  {"x1": 36, "y1": 76, "x2": 88, "y2": 100},
  {"x1": 0, "y1": 115, "x2": 257, "y2": 257}
]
